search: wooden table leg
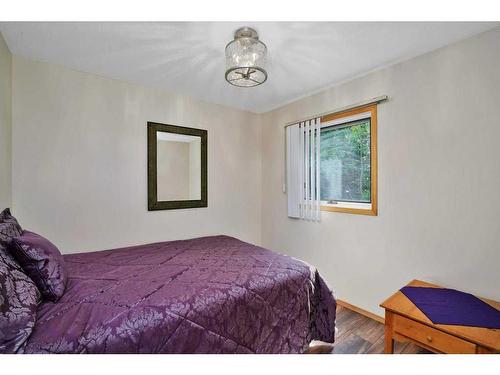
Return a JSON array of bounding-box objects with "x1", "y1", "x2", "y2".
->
[{"x1": 384, "y1": 310, "x2": 394, "y2": 354}]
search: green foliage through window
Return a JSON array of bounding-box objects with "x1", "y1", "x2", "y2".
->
[{"x1": 320, "y1": 119, "x2": 371, "y2": 203}]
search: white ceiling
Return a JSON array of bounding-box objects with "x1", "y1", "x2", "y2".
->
[{"x1": 1, "y1": 22, "x2": 498, "y2": 113}]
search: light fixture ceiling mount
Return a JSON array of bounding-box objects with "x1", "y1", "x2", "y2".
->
[{"x1": 225, "y1": 27, "x2": 267, "y2": 88}]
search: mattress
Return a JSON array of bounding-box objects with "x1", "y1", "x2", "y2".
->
[{"x1": 23, "y1": 235, "x2": 336, "y2": 353}]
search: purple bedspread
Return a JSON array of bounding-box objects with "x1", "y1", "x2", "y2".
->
[{"x1": 23, "y1": 236, "x2": 336, "y2": 353}]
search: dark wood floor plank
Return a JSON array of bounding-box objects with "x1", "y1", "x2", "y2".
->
[
  {"x1": 333, "y1": 334, "x2": 372, "y2": 354},
  {"x1": 398, "y1": 342, "x2": 431, "y2": 354},
  {"x1": 351, "y1": 317, "x2": 384, "y2": 344},
  {"x1": 335, "y1": 309, "x2": 371, "y2": 342},
  {"x1": 333, "y1": 304, "x2": 432, "y2": 354},
  {"x1": 365, "y1": 335, "x2": 385, "y2": 354}
]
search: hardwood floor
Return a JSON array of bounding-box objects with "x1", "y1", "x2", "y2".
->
[{"x1": 332, "y1": 305, "x2": 431, "y2": 354}]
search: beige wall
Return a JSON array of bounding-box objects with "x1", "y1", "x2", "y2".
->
[
  {"x1": 261, "y1": 27, "x2": 500, "y2": 316},
  {"x1": 0, "y1": 33, "x2": 11, "y2": 209},
  {"x1": 11, "y1": 56, "x2": 262, "y2": 253}
]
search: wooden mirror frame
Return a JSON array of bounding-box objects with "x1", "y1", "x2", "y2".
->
[{"x1": 147, "y1": 122, "x2": 207, "y2": 211}]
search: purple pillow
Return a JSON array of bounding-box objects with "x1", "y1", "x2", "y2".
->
[
  {"x1": 0, "y1": 208, "x2": 20, "y2": 223},
  {"x1": 0, "y1": 247, "x2": 41, "y2": 353},
  {"x1": 9, "y1": 231, "x2": 68, "y2": 302},
  {"x1": 0, "y1": 208, "x2": 23, "y2": 246}
]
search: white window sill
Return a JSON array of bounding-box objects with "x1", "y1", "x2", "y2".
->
[
  {"x1": 321, "y1": 201, "x2": 371, "y2": 210},
  {"x1": 320, "y1": 201, "x2": 376, "y2": 216}
]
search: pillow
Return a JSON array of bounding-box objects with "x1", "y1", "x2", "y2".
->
[
  {"x1": 0, "y1": 209, "x2": 40, "y2": 353},
  {"x1": 0, "y1": 207, "x2": 21, "y2": 223},
  {"x1": 0, "y1": 208, "x2": 23, "y2": 246},
  {"x1": 9, "y1": 231, "x2": 68, "y2": 302},
  {"x1": 0, "y1": 246, "x2": 41, "y2": 353}
]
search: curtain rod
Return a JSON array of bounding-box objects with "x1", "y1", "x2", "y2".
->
[{"x1": 283, "y1": 95, "x2": 388, "y2": 128}]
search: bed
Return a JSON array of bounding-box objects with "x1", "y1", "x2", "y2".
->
[{"x1": 22, "y1": 235, "x2": 336, "y2": 354}]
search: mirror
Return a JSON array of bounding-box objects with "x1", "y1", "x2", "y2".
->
[
  {"x1": 148, "y1": 122, "x2": 207, "y2": 210},
  {"x1": 156, "y1": 132, "x2": 201, "y2": 201}
]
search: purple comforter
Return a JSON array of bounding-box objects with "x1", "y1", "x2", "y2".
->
[{"x1": 23, "y1": 236, "x2": 336, "y2": 353}]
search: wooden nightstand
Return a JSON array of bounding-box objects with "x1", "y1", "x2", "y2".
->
[{"x1": 380, "y1": 280, "x2": 500, "y2": 354}]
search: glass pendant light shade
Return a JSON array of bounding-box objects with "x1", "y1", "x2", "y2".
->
[{"x1": 225, "y1": 27, "x2": 267, "y2": 87}]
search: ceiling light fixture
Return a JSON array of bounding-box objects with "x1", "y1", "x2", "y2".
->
[{"x1": 225, "y1": 27, "x2": 267, "y2": 87}]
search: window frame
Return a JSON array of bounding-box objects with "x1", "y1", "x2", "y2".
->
[{"x1": 319, "y1": 104, "x2": 378, "y2": 216}]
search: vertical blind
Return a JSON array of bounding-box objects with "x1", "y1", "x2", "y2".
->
[{"x1": 286, "y1": 117, "x2": 321, "y2": 221}]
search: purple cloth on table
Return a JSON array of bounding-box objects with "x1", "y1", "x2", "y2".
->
[
  {"x1": 400, "y1": 286, "x2": 500, "y2": 329},
  {"x1": 24, "y1": 235, "x2": 336, "y2": 353}
]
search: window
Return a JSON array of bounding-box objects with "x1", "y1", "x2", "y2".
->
[{"x1": 319, "y1": 104, "x2": 377, "y2": 215}]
